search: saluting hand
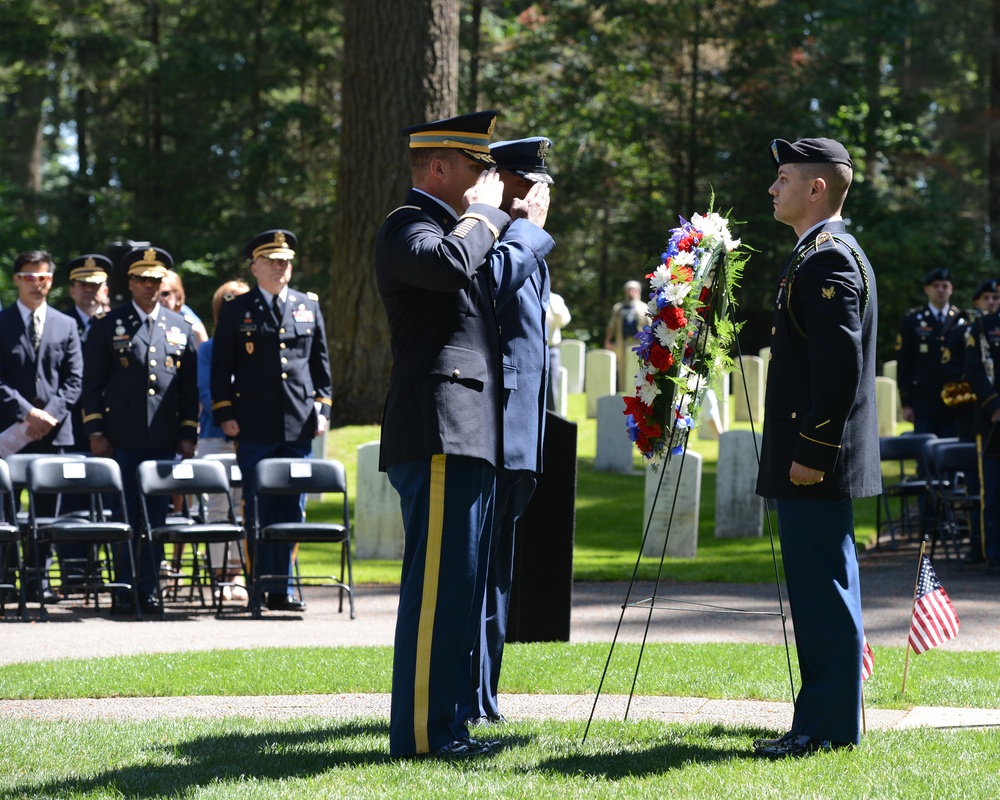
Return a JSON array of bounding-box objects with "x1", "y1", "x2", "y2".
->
[
  {"x1": 463, "y1": 168, "x2": 504, "y2": 209},
  {"x1": 510, "y1": 182, "x2": 550, "y2": 228}
]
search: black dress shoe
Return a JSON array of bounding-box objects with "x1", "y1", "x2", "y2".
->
[
  {"x1": 139, "y1": 594, "x2": 162, "y2": 614},
  {"x1": 754, "y1": 732, "x2": 852, "y2": 759},
  {"x1": 25, "y1": 588, "x2": 61, "y2": 604},
  {"x1": 467, "y1": 713, "x2": 508, "y2": 728},
  {"x1": 430, "y1": 737, "x2": 499, "y2": 758},
  {"x1": 265, "y1": 594, "x2": 306, "y2": 612},
  {"x1": 110, "y1": 595, "x2": 134, "y2": 615},
  {"x1": 752, "y1": 729, "x2": 798, "y2": 750}
]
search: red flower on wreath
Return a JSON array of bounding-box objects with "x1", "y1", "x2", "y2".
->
[
  {"x1": 658, "y1": 305, "x2": 687, "y2": 330},
  {"x1": 673, "y1": 265, "x2": 694, "y2": 283},
  {"x1": 648, "y1": 343, "x2": 674, "y2": 372}
]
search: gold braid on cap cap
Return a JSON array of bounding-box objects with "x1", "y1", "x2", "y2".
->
[{"x1": 252, "y1": 231, "x2": 295, "y2": 260}]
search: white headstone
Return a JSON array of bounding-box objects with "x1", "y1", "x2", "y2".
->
[
  {"x1": 594, "y1": 394, "x2": 635, "y2": 473},
  {"x1": 882, "y1": 359, "x2": 901, "y2": 421},
  {"x1": 759, "y1": 346, "x2": 770, "y2": 387},
  {"x1": 560, "y1": 339, "x2": 586, "y2": 394},
  {"x1": 642, "y1": 450, "x2": 702, "y2": 559},
  {"x1": 556, "y1": 365, "x2": 568, "y2": 417},
  {"x1": 696, "y1": 375, "x2": 729, "y2": 440},
  {"x1": 876, "y1": 376, "x2": 898, "y2": 437},
  {"x1": 732, "y1": 355, "x2": 764, "y2": 424},
  {"x1": 714, "y1": 430, "x2": 764, "y2": 538},
  {"x1": 354, "y1": 441, "x2": 405, "y2": 560},
  {"x1": 585, "y1": 348, "x2": 616, "y2": 418}
]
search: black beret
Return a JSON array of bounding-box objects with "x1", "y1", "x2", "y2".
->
[
  {"x1": 401, "y1": 110, "x2": 498, "y2": 167},
  {"x1": 490, "y1": 137, "x2": 554, "y2": 185},
  {"x1": 64, "y1": 253, "x2": 111, "y2": 284},
  {"x1": 923, "y1": 267, "x2": 952, "y2": 286},
  {"x1": 245, "y1": 229, "x2": 296, "y2": 261},
  {"x1": 121, "y1": 246, "x2": 172, "y2": 279},
  {"x1": 769, "y1": 137, "x2": 853, "y2": 170},
  {"x1": 973, "y1": 278, "x2": 999, "y2": 300}
]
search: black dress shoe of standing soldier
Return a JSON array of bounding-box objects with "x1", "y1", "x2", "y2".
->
[
  {"x1": 754, "y1": 732, "x2": 852, "y2": 759},
  {"x1": 752, "y1": 729, "x2": 799, "y2": 750},
  {"x1": 265, "y1": 594, "x2": 306, "y2": 612},
  {"x1": 430, "y1": 738, "x2": 499, "y2": 758}
]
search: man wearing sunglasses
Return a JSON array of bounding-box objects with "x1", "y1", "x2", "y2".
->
[{"x1": 0, "y1": 249, "x2": 84, "y2": 602}]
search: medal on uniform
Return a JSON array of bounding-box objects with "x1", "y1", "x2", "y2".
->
[
  {"x1": 115, "y1": 326, "x2": 125, "y2": 336},
  {"x1": 919, "y1": 343, "x2": 929, "y2": 353},
  {"x1": 246, "y1": 342, "x2": 254, "y2": 354},
  {"x1": 120, "y1": 357, "x2": 129, "y2": 368},
  {"x1": 165, "y1": 355, "x2": 174, "y2": 369}
]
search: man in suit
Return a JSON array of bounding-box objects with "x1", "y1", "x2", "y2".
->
[
  {"x1": 0, "y1": 250, "x2": 83, "y2": 600},
  {"x1": 896, "y1": 268, "x2": 967, "y2": 436},
  {"x1": 82, "y1": 246, "x2": 198, "y2": 613},
  {"x1": 962, "y1": 302, "x2": 1000, "y2": 574},
  {"x1": 458, "y1": 136, "x2": 554, "y2": 730},
  {"x1": 376, "y1": 110, "x2": 514, "y2": 759},
  {"x1": 755, "y1": 137, "x2": 880, "y2": 758},
  {"x1": 58, "y1": 253, "x2": 112, "y2": 589},
  {"x1": 211, "y1": 229, "x2": 332, "y2": 613}
]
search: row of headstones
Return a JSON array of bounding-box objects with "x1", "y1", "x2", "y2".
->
[{"x1": 351, "y1": 426, "x2": 768, "y2": 562}]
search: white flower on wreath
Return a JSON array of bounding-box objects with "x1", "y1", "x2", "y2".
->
[
  {"x1": 691, "y1": 211, "x2": 741, "y2": 251},
  {"x1": 636, "y1": 374, "x2": 661, "y2": 406},
  {"x1": 648, "y1": 263, "x2": 672, "y2": 291},
  {"x1": 654, "y1": 323, "x2": 683, "y2": 350},
  {"x1": 660, "y1": 282, "x2": 692, "y2": 305}
]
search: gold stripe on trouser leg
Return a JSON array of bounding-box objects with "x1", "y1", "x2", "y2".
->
[
  {"x1": 977, "y1": 434, "x2": 986, "y2": 559},
  {"x1": 413, "y1": 454, "x2": 447, "y2": 753}
]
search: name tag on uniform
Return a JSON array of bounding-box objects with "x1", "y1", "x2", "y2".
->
[
  {"x1": 292, "y1": 305, "x2": 315, "y2": 324},
  {"x1": 239, "y1": 323, "x2": 257, "y2": 332},
  {"x1": 112, "y1": 335, "x2": 131, "y2": 352}
]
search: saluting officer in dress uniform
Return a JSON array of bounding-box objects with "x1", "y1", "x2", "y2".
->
[
  {"x1": 376, "y1": 110, "x2": 512, "y2": 759},
  {"x1": 896, "y1": 268, "x2": 968, "y2": 436},
  {"x1": 210, "y1": 229, "x2": 332, "y2": 613},
  {"x1": 755, "y1": 137, "x2": 880, "y2": 759},
  {"x1": 81, "y1": 246, "x2": 199, "y2": 613},
  {"x1": 457, "y1": 136, "x2": 554, "y2": 730}
]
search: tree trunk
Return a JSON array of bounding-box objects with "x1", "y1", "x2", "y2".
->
[
  {"x1": 327, "y1": 0, "x2": 460, "y2": 424},
  {"x1": 990, "y1": 0, "x2": 1000, "y2": 260}
]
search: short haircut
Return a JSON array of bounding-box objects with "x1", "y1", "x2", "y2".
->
[
  {"x1": 14, "y1": 250, "x2": 54, "y2": 273},
  {"x1": 212, "y1": 279, "x2": 250, "y2": 326},
  {"x1": 409, "y1": 147, "x2": 460, "y2": 181},
  {"x1": 797, "y1": 162, "x2": 853, "y2": 210}
]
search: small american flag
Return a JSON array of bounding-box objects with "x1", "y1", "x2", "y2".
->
[
  {"x1": 861, "y1": 636, "x2": 874, "y2": 681},
  {"x1": 908, "y1": 554, "x2": 960, "y2": 654}
]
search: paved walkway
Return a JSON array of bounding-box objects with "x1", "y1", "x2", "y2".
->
[{"x1": 1, "y1": 541, "x2": 997, "y2": 730}]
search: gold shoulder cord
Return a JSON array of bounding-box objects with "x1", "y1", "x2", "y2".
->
[{"x1": 785, "y1": 235, "x2": 870, "y2": 339}]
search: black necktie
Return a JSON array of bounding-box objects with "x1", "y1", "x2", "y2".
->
[
  {"x1": 28, "y1": 311, "x2": 41, "y2": 350},
  {"x1": 271, "y1": 295, "x2": 283, "y2": 323}
]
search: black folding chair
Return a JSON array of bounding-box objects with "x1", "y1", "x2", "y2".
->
[
  {"x1": 0, "y1": 460, "x2": 27, "y2": 620},
  {"x1": 25, "y1": 456, "x2": 139, "y2": 620},
  {"x1": 930, "y1": 442, "x2": 980, "y2": 563},
  {"x1": 876, "y1": 433, "x2": 937, "y2": 547},
  {"x1": 136, "y1": 459, "x2": 249, "y2": 618},
  {"x1": 251, "y1": 458, "x2": 354, "y2": 619}
]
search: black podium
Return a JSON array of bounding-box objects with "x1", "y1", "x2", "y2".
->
[{"x1": 506, "y1": 411, "x2": 577, "y2": 643}]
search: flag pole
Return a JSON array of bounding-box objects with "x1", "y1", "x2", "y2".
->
[{"x1": 901, "y1": 540, "x2": 927, "y2": 696}]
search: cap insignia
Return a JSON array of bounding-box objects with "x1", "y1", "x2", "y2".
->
[{"x1": 537, "y1": 139, "x2": 550, "y2": 161}]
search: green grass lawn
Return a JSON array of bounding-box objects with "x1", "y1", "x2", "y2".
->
[{"x1": 309, "y1": 392, "x2": 887, "y2": 584}]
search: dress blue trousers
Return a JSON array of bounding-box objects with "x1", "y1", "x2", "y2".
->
[
  {"x1": 387, "y1": 454, "x2": 495, "y2": 757},
  {"x1": 776, "y1": 497, "x2": 864, "y2": 744}
]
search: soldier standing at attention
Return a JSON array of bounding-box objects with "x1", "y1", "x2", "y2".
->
[
  {"x1": 755, "y1": 137, "x2": 880, "y2": 759},
  {"x1": 82, "y1": 247, "x2": 198, "y2": 614},
  {"x1": 896, "y1": 268, "x2": 967, "y2": 436},
  {"x1": 211, "y1": 229, "x2": 332, "y2": 614}
]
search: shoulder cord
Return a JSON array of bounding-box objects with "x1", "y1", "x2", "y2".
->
[{"x1": 786, "y1": 235, "x2": 871, "y2": 339}]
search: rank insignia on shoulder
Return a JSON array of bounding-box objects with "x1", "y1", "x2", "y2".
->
[
  {"x1": 821, "y1": 285, "x2": 836, "y2": 300},
  {"x1": 966, "y1": 330, "x2": 976, "y2": 347},
  {"x1": 307, "y1": 291, "x2": 318, "y2": 301},
  {"x1": 941, "y1": 347, "x2": 952, "y2": 363},
  {"x1": 815, "y1": 232, "x2": 832, "y2": 247}
]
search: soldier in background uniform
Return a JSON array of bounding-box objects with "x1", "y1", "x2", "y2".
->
[
  {"x1": 755, "y1": 137, "x2": 879, "y2": 758},
  {"x1": 58, "y1": 253, "x2": 112, "y2": 590},
  {"x1": 210, "y1": 229, "x2": 332, "y2": 613},
  {"x1": 81, "y1": 246, "x2": 198, "y2": 614},
  {"x1": 963, "y1": 302, "x2": 1000, "y2": 574},
  {"x1": 896, "y1": 268, "x2": 967, "y2": 436}
]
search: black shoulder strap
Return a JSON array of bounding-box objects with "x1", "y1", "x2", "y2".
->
[{"x1": 786, "y1": 233, "x2": 870, "y2": 338}]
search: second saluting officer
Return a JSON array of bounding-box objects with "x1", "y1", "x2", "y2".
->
[
  {"x1": 210, "y1": 229, "x2": 332, "y2": 613},
  {"x1": 82, "y1": 246, "x2": 199, "y2": 614}
]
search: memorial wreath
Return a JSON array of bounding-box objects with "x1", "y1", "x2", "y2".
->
[{"x1": 624, "y1": 204, "x2": 749, "y2": 465}]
